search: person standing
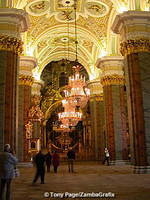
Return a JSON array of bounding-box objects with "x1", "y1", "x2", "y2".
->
[
  {"x1": 32, "y1": 150, "x2": 46, "y2": 184},
  {"x1": 0, "y1": 144, "x2": 18, "y2": 200},
  {"x1": 45, "y1": 151, "x2": 52, "y2": 172},
  {"x1": 52, "y1": 151, "x2": 60, "y2": 173},
  {"x1": 103, "y1": 148, "x2": 110, "y2": 166},
  {"x1": 67, "y1": 148, "x2": 76, "y2": 173}
]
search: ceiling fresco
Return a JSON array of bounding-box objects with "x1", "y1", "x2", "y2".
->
[{"x1": 15, "y1": 0, "x2": 146, "y2": 79}]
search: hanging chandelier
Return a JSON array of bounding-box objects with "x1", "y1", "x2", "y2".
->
[
  {"x1": 58, "y1": 99, "x2": 82, "y2": 127},
  {"x1": 63, "y1": 0, "x2": 90, "y2": 109},
  {"x1": 56, "y1": 0, "x2": 89, "y2": 129},
  {"x1": 67, "y1": 65, "x2": 90, "y2": 108}
]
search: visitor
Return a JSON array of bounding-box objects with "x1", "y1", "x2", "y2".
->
[
  {"x1": 0, "y1": 144, "x2": 18, "y2": 200},
  {"x1": 103, "y1": 147, "x2": 110, "y2": 166},
  {"x1": 32, "y1": 150, "x2": 45, "y2": 184},
  {"x1": 45, "y1": 150, "x2": 52, "y2": 172},
  {"x1": 67, "y1": 147, "x2": 76, "y2": 173},
  {"x1": 52, "y1": 151, "x2": 60, "y2": 173},
  {"x1": 128, "y1": 153, "x2": 131, "y2": 162}
]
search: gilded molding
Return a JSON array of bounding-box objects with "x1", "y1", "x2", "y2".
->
[
  {"x1": 120, "y1": 39, "x2": 150, "y2": 56},
  {"x1": 101, "y1": 74, "x2": 125, "y2": 86},
  {"x1": 0, "y1": 34, "x2": 23, "y2": 54},
  {"x1": 90, "y1": 94, "x2": 103, "y2": 102},
  {"x1": 19, "y1": 74, "x2": 33, "y2": 86}
]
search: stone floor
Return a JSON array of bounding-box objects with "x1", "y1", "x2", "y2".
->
[{"x1": 11, "y1": 162, "x2": 150, "y2": 200}]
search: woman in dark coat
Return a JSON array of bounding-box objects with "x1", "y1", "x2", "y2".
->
[{"x1": 52, "y1": 152, "x2": 60, "y2": 173}]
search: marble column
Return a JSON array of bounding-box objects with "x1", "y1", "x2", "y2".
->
[
  {"x1": 88, "y1": 80, "x2": 105, "y2": 161},
  {"x1": 0, "y1": 8, "x2": 29, "y2": 150},
  {"x1": 112, "y1": 11, "x2": 150, "y2": 173},
  {"x1": 18, "y1": 56, "x2": 36, "y2": 161},
  {"x1": 97, "y1": 56, "x2": 128, "y2": 163}
]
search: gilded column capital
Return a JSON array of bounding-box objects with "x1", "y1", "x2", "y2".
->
[
  {"x1": 0, "y1": 8, "x2": 29, "y2": 53},
  {"x1": 112, "y1": 11, "x2": 150, "y2": 41},
  {"x1": 19, "y1": 74, "x2": 34, "y2": 86},
  {"x1": 0, "y1": 34, "x2": 23, "y2": 54},
  {"x1": 97, "y1": 56, "x2": 124, "y2": 86},
  {"x1": 101, "y1": 74, "x2": 125, "y2": 86},
  {"x1": 112, "y1": 11, "x2": 150, "y2": 55},
  {"x1": 32, "y1": 79, "x2": 44, "y2": 96},
  {"x1": 90, "y1": 94, "x2": 104, "y2": 102},
  {"x1": 19, "y1": 56, "x2": 37, "y2": 86},
  {"x1": 120, "y1": 39, "x2": 150, "y2": 56},
  {"x1": 87, "y1": 79, "x2": 103, "y2": 96},
  {"x1": 97, "y1": 56, "x2": 125, "y2": 86},
  {"x1": 0, "y1": 8, "x2": 29, "y2": 38},
  {"x1": 19, "y1": 56, "x2": 37, "y2": 75}
]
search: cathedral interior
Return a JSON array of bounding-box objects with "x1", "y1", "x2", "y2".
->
[{"x1": 0, "y1": 0, "x2": 150, "y2": 175}]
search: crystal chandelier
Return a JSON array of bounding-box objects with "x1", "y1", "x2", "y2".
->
[
  {"x1": 67, "y1": 65, "x2": 90, "y2": 108},
  {"x1": 67, "y1": 0, "x2": 90, "y2": 108},
  {"x1": 57, "y1": 0, "x2": 89, "y2": 128},
  {"x1": 58, "y1": 99, "x2": 82, "y2": 127}
]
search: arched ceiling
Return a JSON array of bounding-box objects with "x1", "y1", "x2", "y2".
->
[{"x1": 14, "y1": 0, "x2": 149, "y2": 80}]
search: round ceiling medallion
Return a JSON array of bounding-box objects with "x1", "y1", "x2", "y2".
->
[
  {"x1": 61, "y1": 0, "x2": 74, "y2": 7},
  {"x1": 85, "y1": 0, "x2": 109, "y2": 18},
  {"x1": 26, "y1": 0, "x2": 50, "y2": 16},
  {"x1": 61, "y1": 37, "x2": 69, "y2": 42}
]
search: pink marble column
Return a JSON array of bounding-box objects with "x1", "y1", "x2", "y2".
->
[
  {"x1": 0, "y1": 8, "x2": 29, "y2": 150},
  {"x1": 97, "y1": 56, "x2": 128, "y2": 163},
  {"x1": 112, "y1": 11, "x2": 150, "y2": 173}
]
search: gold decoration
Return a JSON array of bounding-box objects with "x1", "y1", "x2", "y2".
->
[
  {"x1": 31, "y1": 95, "x2": 41, "y2": 106},
  {"x1": 90, "y1": 94, "x2": 103, "y2": 102},
  {"x1": 25, "y1": 121, "x2": 33, "y2": 139},
  {"x1": 120, "y1": 39, "x2": 150, "y2": 56},
  {"x1": 101, "y1": 74, "x2": 124, "y2": 86},
  {"x1": 0, "y1": 35, "x2": 23, "y2": 54},
  {"x1": 19, "y1": 75, "x2": 33, "y2": 86},
  {"x1": 28, "y1": 105, "x2": 44, "y2": 121}
]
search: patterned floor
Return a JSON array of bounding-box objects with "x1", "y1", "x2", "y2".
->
[{"x1": 11, "y1": 162, "x2": 150, "y2": 200}]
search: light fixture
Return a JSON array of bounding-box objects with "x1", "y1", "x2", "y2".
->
[
  {"x1": 57, "y1": 0, "x2": 89, "y2": 129},
  {"x1": 58, "y1": 99, "x2": 82, "y2": 127},
  {"x1": 66, "y1": 0, "x2": 90, "y2": 109}
]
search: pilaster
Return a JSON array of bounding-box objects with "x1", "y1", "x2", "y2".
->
[
  {"x1": 18, "y1": 56, "x2": 36, "y2": 161},
  {"x1": 97, "y1": 56, "x2": 128, "y2": 163},
  {"x1": 112, "y1": 11, "x2": 150, "y2": 172},
  {"x1": 88, "y1": 80, "x2": 105, "y2": 161},
  {"x1": 0, "y1": 8, "x2": 29, "y2": 150}
]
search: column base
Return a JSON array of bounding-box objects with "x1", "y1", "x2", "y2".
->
[
  {"x1": 133, "y1": 166, "x2": 150, "y2": 174},
  {"x1": 110, "y1": 160, "x2": 130, "y2": 165}
]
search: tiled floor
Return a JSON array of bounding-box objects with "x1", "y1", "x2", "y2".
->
[{"x1": 11, "y1": 162, "x2": 150, "y2": 200}]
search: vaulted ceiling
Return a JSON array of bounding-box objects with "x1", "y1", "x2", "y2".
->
[{"x1": 14, "y1": 0, "x2": 148, "y2": 80}]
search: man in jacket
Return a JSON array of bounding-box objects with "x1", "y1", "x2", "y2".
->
[
  {"x1": 67, "y1": 148, "x2": 75, "y2": 173},
  {"x1": 32, "y1": 150, "x2": 46, "y2": 184}
]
